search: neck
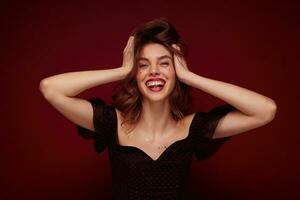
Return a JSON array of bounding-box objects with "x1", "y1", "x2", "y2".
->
[{"x1": 138, "y1": 99, "x2": 176, "y2": 139}]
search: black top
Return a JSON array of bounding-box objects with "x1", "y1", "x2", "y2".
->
[{"x1": 76, "y1": 97, "x2": 236, "y2": 200}]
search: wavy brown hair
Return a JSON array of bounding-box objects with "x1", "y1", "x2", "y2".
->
[{"x1": 112, "y1": 17, "x2": 192, "y2": 133}]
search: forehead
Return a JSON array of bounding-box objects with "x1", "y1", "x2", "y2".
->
[{"x1": 138, "y1": 43, "x2": 172, "y2": 61}]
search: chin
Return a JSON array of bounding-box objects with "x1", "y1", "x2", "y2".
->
[
  {"x1": 140, "y1": 85, "x2": 173, "y2": 103},
  {"x1": 144, "y1": 95, "x2": 169, "y2": 102}
]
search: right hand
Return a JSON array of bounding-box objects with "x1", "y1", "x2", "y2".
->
[{"x1": 121, "y1": 36, "x2": 135, "y2": 75}]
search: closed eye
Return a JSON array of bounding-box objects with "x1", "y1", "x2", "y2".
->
[{"x1": 139, "y1": 62, "x2": 169, "y2": 68}]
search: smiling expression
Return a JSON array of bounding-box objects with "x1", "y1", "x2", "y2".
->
[{"x1": 136, "y1": 43, "x2": 176, "y2": 102}]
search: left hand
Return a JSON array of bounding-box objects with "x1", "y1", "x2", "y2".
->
[{"x1": 172, "y1": 44, "x2": 190, "y2": 82}]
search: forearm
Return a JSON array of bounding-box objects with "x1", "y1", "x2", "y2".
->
[
  {"x1": 40, "y1": 67, "x2": 128, "y2": 98},
  {"x1": 181, "y1": 71, "x2": 277, "y2": 120}
]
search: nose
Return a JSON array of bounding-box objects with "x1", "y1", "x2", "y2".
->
[{"x1": 149, "y1": 64, "x2": 160, "y2": 76}]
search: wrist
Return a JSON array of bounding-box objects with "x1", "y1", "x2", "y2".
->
[
  {"x1": 118, "y1": 67, "x2": 130, "y2": 79},
  {"x1": 178, "y1": 70, "x2": 192, "y2": 84}
]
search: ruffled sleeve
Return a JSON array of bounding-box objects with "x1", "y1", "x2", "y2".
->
[
  {"x1": 76, "y1": 97, "x2": 116, "y2": 154},
  {"x1": 191, "y1": 104, "x2": 236, "y2": 161}
]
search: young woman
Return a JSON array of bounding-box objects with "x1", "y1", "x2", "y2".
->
[{"x1": 40, "y1": 18, "x2": 277, "y2": 199}]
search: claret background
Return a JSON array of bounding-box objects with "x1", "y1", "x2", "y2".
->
[{"x1": 1, "y1": 0, "x2": 298, "y2": 199}]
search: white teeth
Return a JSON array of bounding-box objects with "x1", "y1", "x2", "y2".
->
[{"x1": 146, "y1": 81, "x2": 165, "y2": 87}]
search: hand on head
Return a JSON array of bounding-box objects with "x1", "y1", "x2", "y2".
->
[
  {"x1": 121, "y1": 36, "x2": 135, "y2": 75},
  {"x1": 171, "y1": 44, "x2": 190, "y2": 81}
]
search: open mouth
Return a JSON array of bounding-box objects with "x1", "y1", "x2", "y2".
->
[{"x1": 145, "y1": 79, "x2": 166, "y2": 92}]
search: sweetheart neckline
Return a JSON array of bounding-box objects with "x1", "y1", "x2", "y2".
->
[
  {"x1": 116, "y1": 135, "x2": 190, "y2": 162},
  {"x1": 112, "y1": 111, "x2": 198, "y2": 162}
]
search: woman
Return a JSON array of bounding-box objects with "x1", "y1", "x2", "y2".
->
[{"x1": 39, "y1": 18, "x2": 277, "y2": 199}]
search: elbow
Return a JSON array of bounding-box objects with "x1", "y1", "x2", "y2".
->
[
  {"x1": 39, "y1": 78, "x2": 48, "y2": 93},
  {"x1": 264, "y1": 100, "x2": 278, "y2": 123},
  {"x1": 39, "y1": 78, "x2": 56, "y2": 100}
]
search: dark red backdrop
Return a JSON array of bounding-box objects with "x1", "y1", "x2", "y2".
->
[{"x1": 2, "y1": 1, "x2": 298, "y2": 199}]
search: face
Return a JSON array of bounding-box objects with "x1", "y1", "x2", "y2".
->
[{"x1": 136, "y1": 43, "x2": 176, "y2": 102}]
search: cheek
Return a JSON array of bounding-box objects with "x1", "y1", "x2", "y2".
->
[
  {"x1": 167, "y1": 63, "x2": 175, "y2": 72},
  {"x1": 136, "y1": 70, "x2": 146, "y2": 85},
  {"x1": 163, "y1": 66, "x2": 176, "y2": 79},
  {"x1": 168, "y1": 67, "x2": 176, "y2": 86},
  {"x1": 136, "y1": 69, "x2": 142, "y2": 78}
]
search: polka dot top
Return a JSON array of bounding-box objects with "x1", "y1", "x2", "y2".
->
[{"x1": 76, "y1": 97, "x2": 236, "y2": 200}]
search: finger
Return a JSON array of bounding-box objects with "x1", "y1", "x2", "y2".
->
[
  {"x1": 128, "y1": 36, "x2": 134, "y2": 47},
  {"x1": 126, "y1": 36, "x2": 133, "y2": 45},
  {"x1": 124, "y1": 36, "x2": 134, "y2": 51},
  {"x1": 172, "y1": 43, "x2": 180, "y2": 50},
  {"x1": 129, "y1": 36, "x2": 134, "y2": 45}
]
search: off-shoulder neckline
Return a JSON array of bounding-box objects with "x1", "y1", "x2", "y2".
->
[{"x1": 110, "y1": 108, "x2": 200, "y2": 162}]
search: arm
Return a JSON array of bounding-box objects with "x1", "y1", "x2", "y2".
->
[
  {"x1": 39, "y1": 36, "x2": 135, "y2": 132},
  {"x1": 39, "y1": 67, "x2": 129, "y2": 98},
  {"x1": 40, "y1": 36, "x2": 135, "y2": 98},
  {"x1": 39, "y1": 68, "x2": 128, "y2": 132},
  {"x1": 181, "y1": 73, "x2": 277, "y2": 121},
  {"x1": 172, "y1": 44, "x2": 277, "y2": 138}
]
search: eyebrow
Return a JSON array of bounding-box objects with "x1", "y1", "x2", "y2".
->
[{"x1": 137, "y1": 55, "x2": 172, "y2": 62}]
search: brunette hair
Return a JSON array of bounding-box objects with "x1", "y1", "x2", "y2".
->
[{"x1": 112, "y1": 17, "x2": 192, "y2": 133}]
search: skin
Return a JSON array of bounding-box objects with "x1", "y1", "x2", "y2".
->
[
  {"x1": 40, "y1": 35, "x2": 277, "y2": 161},
  {"x1": 118, "y1": 35, "x2": 277, "y2": 161},
  {"x1": 117, "y1": 42, "x2": 193, "y2": 160},
  {"x1": 135, "y1": 43, "x2": 186, "y2": 139}
]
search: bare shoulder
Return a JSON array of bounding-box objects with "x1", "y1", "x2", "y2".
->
[
  {"x1": 181, "y1": 112, "x2": 197, "y2": 129},
  {"x1": 185, "y1": 112, "x2": 197, "y2": 122}
]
